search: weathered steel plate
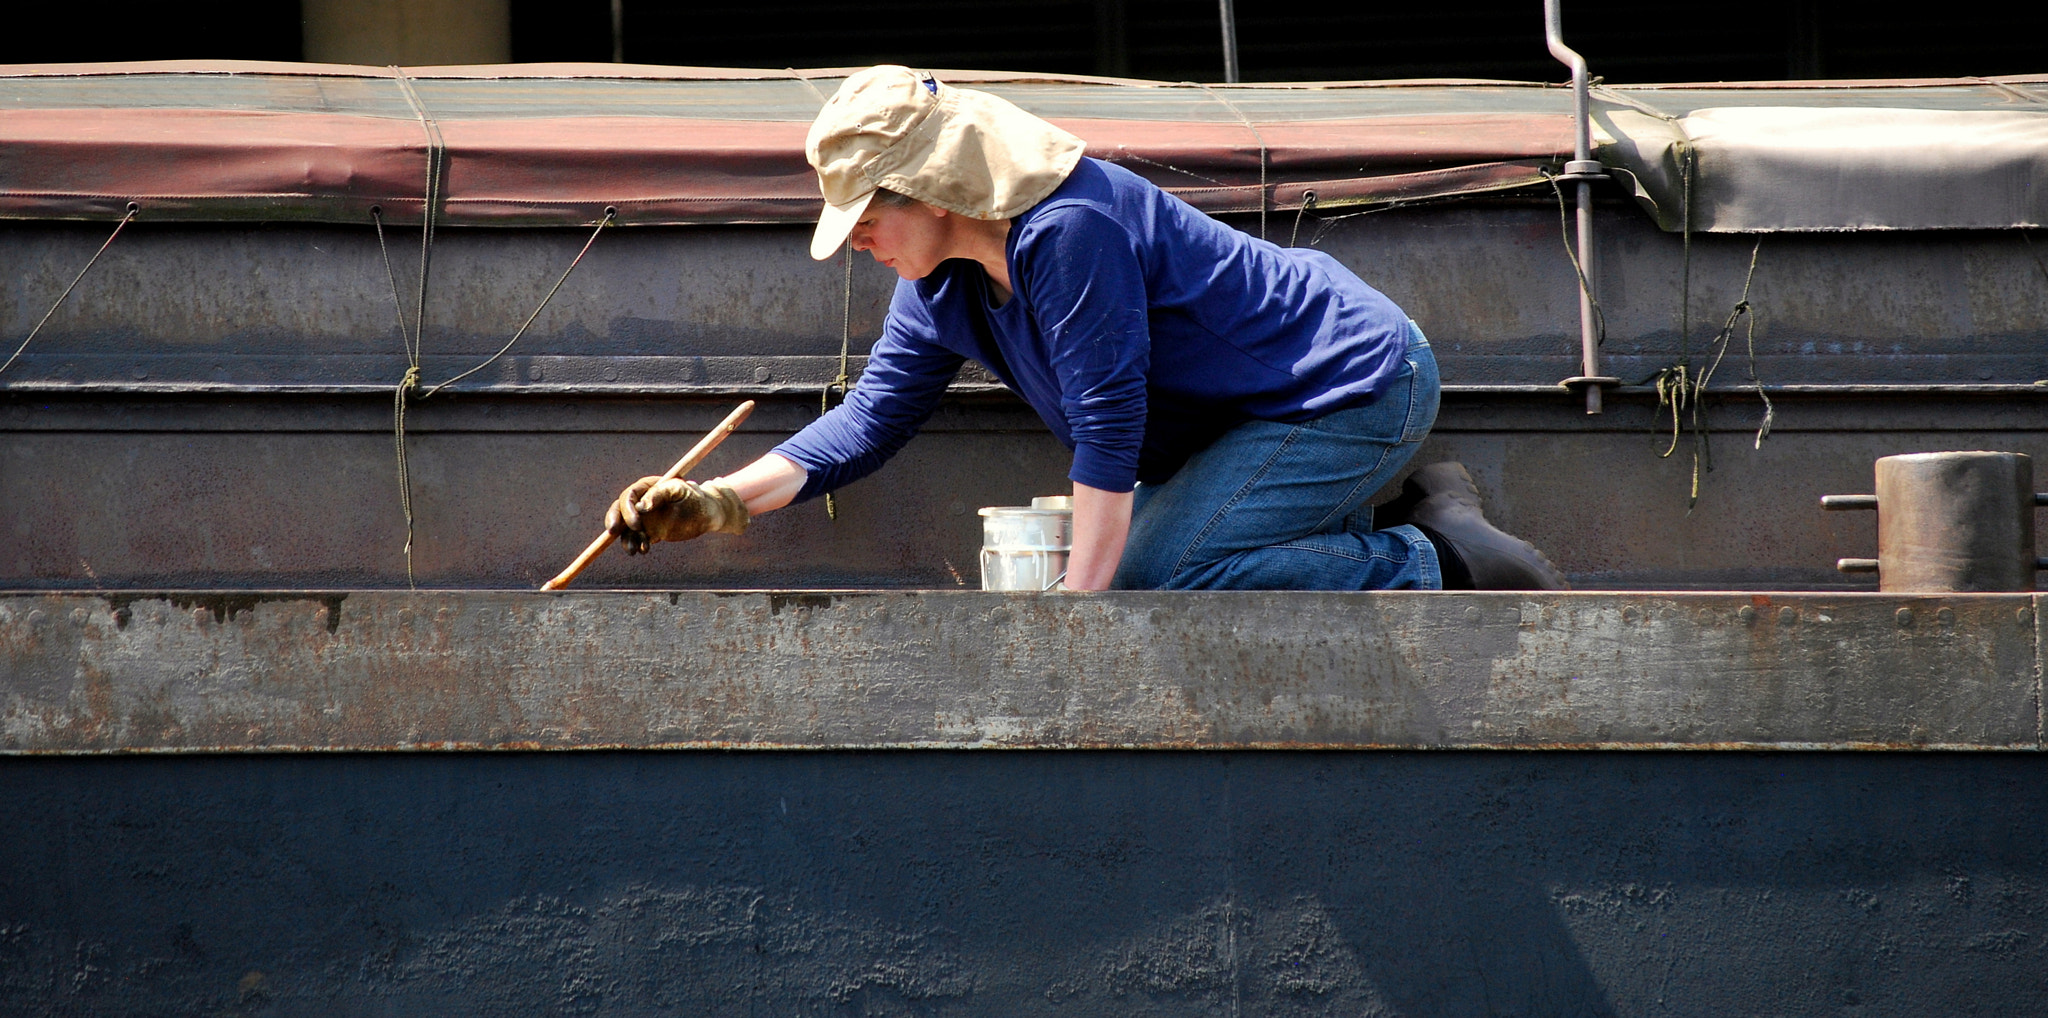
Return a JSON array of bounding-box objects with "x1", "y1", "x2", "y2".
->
[{"x1": 0, "y1": 590, "x2": 2036, "y2": 753}]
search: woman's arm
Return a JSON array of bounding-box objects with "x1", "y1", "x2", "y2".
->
[
  {"x1": 770, "y1": 279, "x2": 964, "y2": 502},
  {"x1": 717, "y1": 452, "x2": 808, "y2": 515},
  {"x1": 1065, "y1": 482, "x2": 1133, "y2": 590}
]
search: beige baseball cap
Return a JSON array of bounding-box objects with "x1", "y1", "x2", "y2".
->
[{"x1": 805, "y1": 65, "x2": 1088, "y2": 261}]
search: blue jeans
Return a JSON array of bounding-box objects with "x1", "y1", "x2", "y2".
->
[{"x1": 1111, "y1": 324, "x2": 1441, "y2": 591}]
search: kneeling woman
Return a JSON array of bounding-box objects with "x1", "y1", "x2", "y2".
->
[{"x1": 607, "y1": 65, "x2": 1563, "y2": 591}]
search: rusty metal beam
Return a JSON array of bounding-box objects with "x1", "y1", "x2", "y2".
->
[
  {"x1": 5, "y1": 211, "x2": 2047, "y2": 393},
  {"x1": 7, "y1": 387, "x2": 2048, "y2": 592},
  {"x1": 1, "y1": 590, "x2": 2038, "y2": 754}
]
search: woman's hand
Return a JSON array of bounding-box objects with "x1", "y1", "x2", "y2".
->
[
  {"x1": 605, "y1": 477, "x2": 749, "y2": 554},
  {"x1": 602, "y1": 453, "x2": 809, "y2": 554},
  {"x1": 1064, "y1": 483, "x2": 1132, "y2": 590}
]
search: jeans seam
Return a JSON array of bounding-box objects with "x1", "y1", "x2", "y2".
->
[
  {"x1": 1388, "y1": 523, "x2": 1442, "y2": 590},
  {"x1": 1402, "y1": 367, "x2": 1435, "y2": 442},
  {"x1": 1166, "y1": 422, "x2": 1305, "y2": 581},
  {"x1": 1401, "y1": 357, "x2": 1422, "y2": 438},
  {"x1": 1305, "y1": 354, "x2": 1422, "y2": 532},
  {"x1": 1264, "y1": 541, "x2": 1402, "y2": 565},
  {"x1": 1306, "y1": 440, "x2": 1398, "y2": 534}
]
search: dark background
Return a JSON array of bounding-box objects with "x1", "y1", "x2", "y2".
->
[{"x1": 5, "y1": 0, "x2": 2046, "y2": 82}]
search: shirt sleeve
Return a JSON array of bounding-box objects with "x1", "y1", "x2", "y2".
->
[
  {"x1": 770, "y1": 279, "x2": 965, "y2": 503},
  {"x1": 1016, "y1": 205, "x2": 1151, "y2": 493}
]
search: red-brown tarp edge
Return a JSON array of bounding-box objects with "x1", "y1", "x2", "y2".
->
[
  {"x1": 0, "y1": 109, "x2": 1574, "y2": 227},
  {"x1": 11, "y1": 64, "x2": 2033, "y2": 231},
  {"x1": 0, "y1": 59, "x2": 1554, "y2": 88},
  {"x1": 5, "y1": 60, "x2": 2038, "y2": 89}
]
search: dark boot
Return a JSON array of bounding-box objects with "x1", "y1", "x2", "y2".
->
[
  {"x1": 1397, "y1": 462, "x2": 1488, "y2": 513},
  {"x1": 1396, "y1": 463, "x2": 1569, "y2": 591},
  {"x1": 1375, "y1": 461, "x2": 1475, "y2": 529}
]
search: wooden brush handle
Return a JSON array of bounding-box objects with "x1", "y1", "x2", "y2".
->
[{"x1": 540, "y1": 400, "x2": 756, "y2": 591}]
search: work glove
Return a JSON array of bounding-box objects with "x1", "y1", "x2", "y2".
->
[{"x1": 605, "y1": 476, "x2": 749, "y2": 555}]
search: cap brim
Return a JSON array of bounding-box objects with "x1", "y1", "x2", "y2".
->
[{"x1": 810, "y1": 189, "x2": 875, "y2": 260}]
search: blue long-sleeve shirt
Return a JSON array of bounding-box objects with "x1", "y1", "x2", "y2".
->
[{"x1": 773, "y1": 157, "x2": 1413, "y2": 499}]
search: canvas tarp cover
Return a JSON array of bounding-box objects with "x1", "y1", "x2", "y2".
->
[
  {"x1": 0, "y1": 61, "x2": 1577, "y2": 227},
  {"x1": 1590, "y1": 79, "x2": 2048, "y2": 232},
  {"x1": 0, "y1": 61, "x2": 2043, "y2": 231}
]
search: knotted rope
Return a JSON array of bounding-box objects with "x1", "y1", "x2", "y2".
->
[
  {"x1": 822, "y1": 248, "x2": 854, "y2": 520},
  {"x1": 1649, "y1": 234, "x2": 1768, "y2": 509},
  {"x1": 382, "y1": 66, "x2": 447, "y2": 588}
]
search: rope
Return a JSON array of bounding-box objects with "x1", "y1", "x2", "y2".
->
[
  {"x1": 371, "y1": 205, "x2": 422, "y2": 585},
  {"x1": 388, "y1": 66, "x2": 446, "y2": 589},
  {"x1": 819, "y1": 247, "x2": 855, "y2": 521},
  {"x1": 0, "y1": 203, "x2": 137, "y2": 378},
  {"x1": 1300, "y1": 201, "x2": 1405, "y2": 248},
  {"x1": 393, "y1": 362, "x2": 421, "y2": 585},
  {"x1": 1288, "y1": 190, "x2": 1316, "y2": 247},
  {"x1": 370, "y1": 207, "x2": 417, "y2": 352},
  {"x1": 1542, "y1": 168, "x2": 1607, "y2": 351},
  {"x1": 1647, "y1": 147, "x2": 1698, "y2": 493},
  {"x1": 1298, "y1": 190, "x2": 1519, "y2": 249},
  {"x1": 785, "y1": 67, "x2": 831, "y2": 104},
  {"x1": 373, "y1": 200, "x2": 617, "y2": 582},
  {"x1": 1679, "y1": 144, "x2": 1695, "y2": 374},
  {"x1": 1693, "y1": 241, "x2": 1770, "y2": 457},
  {"x1": 1651, "y1": 237, "x2": 1767, "y2": 508},
  {"x1": 790, "y1": 65, "x2": 850, "y2": 521},
  {"x1": 1189, "y1": 82, "x2": 1269, "y2": 240},
  {"x1": 424, "y1": 208, "x2": 616, "y2": 397},
  {"x1": 1104, "y1": 152, "x2": 1225, "y2": 187},
  {"x1": 392, "y1": 67, "x2": 445, "y2": 357}
]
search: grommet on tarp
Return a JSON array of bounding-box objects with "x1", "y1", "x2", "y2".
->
[
  {"x1": 1822, "y1": 451, "x2": 2048, "y2": 591},
  {"x1": 1288, "y1": 189, "x2": 1317, "y2": 248}
]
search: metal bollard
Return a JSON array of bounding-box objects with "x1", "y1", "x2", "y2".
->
[{"x1": 1822, "y1": 451, "x2": 2048, "y2": 592}]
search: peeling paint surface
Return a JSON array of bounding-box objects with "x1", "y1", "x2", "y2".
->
[
  {"x1": 3, "y1": 588, "x2": 2043, "y2": 1012},
  {"x1": 0, "y1": 590, "x2": 2038, "y2": 753}
]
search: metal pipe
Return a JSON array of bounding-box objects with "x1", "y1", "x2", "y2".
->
[
  {"x1": 1821, "y1": 452, "x2": 2047, "y2": 592},
  {"x1": 1218, "y1": 0, "x2": 1240, "y2": 84},
  {"x1": 1544, "y1": 0, "x2": 1591, "y2": 167},
  {"x1": 1544, "y1": 0, "x2": 1610, "y2": 414}
]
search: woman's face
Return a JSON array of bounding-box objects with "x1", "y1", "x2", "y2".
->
[{"x1": 848, "y1": 199, "x2": 953, "y2": 280}]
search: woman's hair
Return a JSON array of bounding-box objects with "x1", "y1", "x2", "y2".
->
[{"x1": 871, "y1": 187, "x2": 919, "y2": 209}]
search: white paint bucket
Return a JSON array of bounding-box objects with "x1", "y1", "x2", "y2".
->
[{"x1": 978, "y1": 499, "x2": 1073, "y2": 591}]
